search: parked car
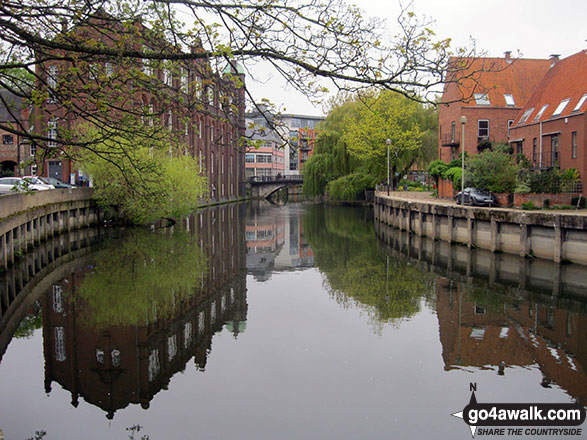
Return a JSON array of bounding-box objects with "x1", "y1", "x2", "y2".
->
[
  {"x1": 22, "y1": 176, "x2": 55, "y2": 190},
  {"x1": 455, "y1": 187, "x2": 496, "y2": 206},
  {"x1": 0, "y1": 176, "x2": 53, "y2": 194},
  {"x1": 38, "y1": 176, "x2": 76, "y2": 188}
]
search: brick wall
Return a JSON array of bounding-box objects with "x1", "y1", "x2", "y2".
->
[
  {"x1": 514, "y1": 193, "x2": 578, "y2": 207},
  {"x1": 438, "y1": 178, "x2": 454, "y2": 199}
]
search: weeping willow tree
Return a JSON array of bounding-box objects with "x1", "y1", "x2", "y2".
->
[
  {"x1": 76, "y1": 228, "x2": 207, "y2": 329},
  {"x1": 303, "y1": 204, "x2": 435, "y2": 332},
  {"x1": 304, "y1": 91, "x2": 437, "y2": 200}
]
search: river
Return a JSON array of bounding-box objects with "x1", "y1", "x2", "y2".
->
[{"x1": 0, "y1": 202, "x2": 585, "y2": 439}]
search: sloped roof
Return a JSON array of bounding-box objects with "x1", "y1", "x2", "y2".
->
[
  {"x1": 444, "y1": 56, "x2": 551, "y2": 108},
  {"x1": 513, "y1": 50, "x2": 587, "y2": 126},
  {"x1": 0, "y1": 89, "x2": 23, "y2": 122}
]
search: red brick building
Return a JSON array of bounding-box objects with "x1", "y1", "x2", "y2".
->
[
  {"x1": 439, "y1": 54, "x2": 551, "y2": 163},
  {"x1": 509, "y1": 50, "x2": 587, "y2": 194},
  {"x1": 32, "y1": 17, "x2": 246, "y2": 201},
  {"x1": 0, "y1": 90, "x2": 34, "y2": 176}
]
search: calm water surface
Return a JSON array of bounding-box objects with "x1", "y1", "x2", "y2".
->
[{"x1": 0, "y1": 202, "x2": 585, "y2": 439}]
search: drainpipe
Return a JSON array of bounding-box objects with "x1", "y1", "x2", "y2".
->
[{"x1": 539, "y1": 121, "x2": 543, "y2": 168}]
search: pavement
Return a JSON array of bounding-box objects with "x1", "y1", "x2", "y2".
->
[{"x1": 375, "y1": 191, "x2": 587, "y2": 216}]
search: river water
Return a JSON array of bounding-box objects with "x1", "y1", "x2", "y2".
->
[{"x1": 0, "y1": 202, "x2": 585, "y2": 439}]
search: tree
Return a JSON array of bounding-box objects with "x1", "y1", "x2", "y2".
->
[
  {"x1": 468, "y1": 149, "x2": 518, "y2": 193},
  {"x1": 0, "y1": 0, "x2": 476, "y2": 155},
  {"x1": 343, "y1": 90, "x2": 426, "y2": 185}
]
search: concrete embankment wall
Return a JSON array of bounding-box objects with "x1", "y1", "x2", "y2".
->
[
  {"x1": 0, "y1": 188, "x2": 99, "y2": 269},
  {"x1": 374, "y1": 192, "x2": 587, "y2": 266}
]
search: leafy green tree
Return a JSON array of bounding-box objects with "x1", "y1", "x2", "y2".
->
[
  {"x1": 343, "y1": 91, "x2": 423, "y2": 184},
  {"x1": 468, "y1": 149, "x2": 518, "y2": 193},
  {"x1": 77, "y1": 125, "x2": 208, "y2": 223}
]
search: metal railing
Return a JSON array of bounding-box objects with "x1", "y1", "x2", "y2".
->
[{"x1": 248, "y1": 175, "x2": 303, "y2": 184}]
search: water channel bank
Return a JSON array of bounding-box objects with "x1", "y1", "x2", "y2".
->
[{"x1": 374, "y1": 191, "x2": 587, "y2": 265}]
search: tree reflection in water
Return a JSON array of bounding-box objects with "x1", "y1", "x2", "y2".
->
[
  {"x1": 303, "y1": 204, "x2": 435, "y2": 331},
  {"x1": 77, "y1": 228, "x2": 207, "y2": 329}
]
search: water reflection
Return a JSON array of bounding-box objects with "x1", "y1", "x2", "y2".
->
[
  {"x1": 245, "y1": 203, "x2": 314, "y2": 281},
  {"x1": 375, "y1": 219, "x2": 587, "y2": 404},
  {"x1": 1, "y1": 202, "x2": 586, "y2": 438},
  {"x1": 7, "y1": 204, "x2": 248, "y2": 419}
]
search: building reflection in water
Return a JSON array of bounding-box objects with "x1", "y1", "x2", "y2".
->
[
  {"x1": 376, "y1": 221, "x2": 587, "y2": 405},
  {"x1": 40, "y1": 204, "x2": 247, "y2": 419},
  {"x1": 245, "y1": 203, "x2": 314, "y2": 281}
]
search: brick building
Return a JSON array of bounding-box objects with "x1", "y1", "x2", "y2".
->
[
  {"x1": 32, "y1": 16, "x2": 246, "y2": 201},
  {"x1": 509, "y1": 50, "x2": 587, "y2": 194},
  {"x1": 0, "y1": 90, "x2": 34, "y2": 177},
  {"x1": 439, "y1": 54, "x2": 551, "y2": 163}
]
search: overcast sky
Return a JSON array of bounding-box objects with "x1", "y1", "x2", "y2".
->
[{"x1": 246, "y1": 0, "x2": 587, "y2": 116}]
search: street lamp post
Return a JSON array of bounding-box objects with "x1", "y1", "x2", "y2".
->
[
  {"x1": 386, "y1": 138, "x2": 391, "y2": 194},
  {"x1": 460, "y1": 116, "x2": 467, "y2": 196}
]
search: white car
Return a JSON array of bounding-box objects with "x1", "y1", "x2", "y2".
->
[
  {"x1": 0, "y1": 176, "x2": 54, "y2": 194},
  {"x1": 22, "y1": 176, "x2": 55, "y2": 190}
]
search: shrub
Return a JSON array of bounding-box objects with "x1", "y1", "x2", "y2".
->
[
  {"x1": 521, "y1": 201, "x2": 536, "y2": 210},
  {"x1": 468, "y1": 149, "x2": 517, "y2": 193}
]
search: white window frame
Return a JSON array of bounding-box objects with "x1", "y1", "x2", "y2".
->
[
  {"x1": 504, "y1": 94, "x2": 515, "y2": 106},
  {"x1": 48, "y1": 118, "x2": 58, "y2": 148},
  {"x1": 474, "y1": 93, "x2": 490, "y2": 106},
  {"x1": 573, "y1": 94, "x2": 587, "y2": 112},
  {"x1": 552, "y1": 98, "x2": 570, "y2": 116},
  {"x1": 478, "y1": 119, "x2": 489, "y2": 139},
  {"x1": 533, "y1": 104, "x2": 549, "y2": 122},
  {"x1": 519, "y1": 108, "x2": 534, "y2": 124}
]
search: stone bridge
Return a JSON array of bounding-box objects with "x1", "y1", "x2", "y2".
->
[
  {"x1": 0, "y1": 188, "x2": 99, "y2": 269},
  {"x1": 248, "y1": 175, "x2": 303, "y2": 199}
]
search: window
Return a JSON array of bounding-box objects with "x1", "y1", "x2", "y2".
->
[
  {"x1": 111, "y1": 350, "x2": 121, "y2": 368},
  {"x1": 534, "y1": 104, "x2": 549, "y2": 121},
  {"x1": 167, "y1": 335, "x2": 177, "y2": 361},
  {"x1": 507, "y1": 120, "x2": 514, "y2": 137},
  {"x1": 210, "y1": 125, "x2": 214, "y2": 142},
  {"x1": 572, "y1": 132, "x2": 577, "y2": 159},
  {"x1": 47, "y1": 65, "x2": 58, "y2": 89},
  {"x1": 199, "y1": 150, "x2": 203, "y2": 172},
  {"x1": 30, "y1": 144, "x2": 36, "y2": 156},
  {"x1": 167, "y1": 110, "x2": 173, "y2": 129},
  {"x1": 148, "y1": 104, "x2": 154, "y2": 126},
  {"x1": 451, "y1": 121, "x2": 456, "y2": 142},
  {"x1": 88, "y1": 63, "x2": 98, "y2": 81},
  {"x1": 148, "y1": 349, "x2": 160, "y2": 382},
  {"x1": 163, "y1": 68, "x2": 172, "y2": 86},
  {"x1": 96, "y1": 349, "x2": 105, "y2": 365},
  {"x1": 532, "y1": 138, "x2": 537, "y2": 163},
  {"x1": 52, "y1": 285, "x2": 63, "y2": 313},
  {"x1": 105, "y1": 62, "x2": 113, "y2": 76},
  {"x1": 519, "y1": 108, "x2": 534, "y2": 124},
  {"x1": 2, "y1": 134, "x2": 13, "y2": 144},
  {"x1": 198, "y1": 119, "x2": 202, "y2": 138},
  {"x1": 48, "y1": 119, "x2": 58, "y2": 147},
  {"x1": 257, "y1": 154, "x2": 272, "y2": 163},
  {"x1": 573, "y1": 94, "x2": 587, "y2": 112},
  {"x1": 551, "y1": 135, "x2": 559, "y2": 164},
  {"x1": 55, "y1": 327, "x2": 66, "y2": 361},
  {"x1": 478, "y1": 119, "x2": 489, "y2": 139},
  {"x1": 474, "y1": 93, "x2": 490, "y2": 105},
  {"x1": 30, "y1": 164, "x2": 37, "y2": 175},
  {"x1": 552, "y1": 98, "x2": 570, "y2": 116},
  {"x1": 142, "y1": 46, "x2": 153, "y2": 76},
  {"x1": 504, "y1": 94, "x2": 515, "y2": 106},
  {"x1": 181, "y1": 68, "x2": 188, "y2": 92},
  {"x1": 291, "y1": 118, "x2": 302, "y2": 128},
  {"x1": 184, "y1": 322, "x2": 193, "y2": 348}
]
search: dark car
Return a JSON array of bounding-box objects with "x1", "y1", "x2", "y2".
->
[{"x1": 455, "y1": 187, "x2": 496, "y2": 206}]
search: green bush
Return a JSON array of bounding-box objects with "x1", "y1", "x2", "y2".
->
[
  {"x1": 326, "y1": 172, "x2": 378, "y2": 201},
  {"x1": 521, "y1": 201, "x2": 536, "y2": 210},
  {"x1": 468, "y1": 150, "x2": 517, "y2": 193}
]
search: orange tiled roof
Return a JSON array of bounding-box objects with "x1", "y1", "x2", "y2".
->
[
  {"x1": 514, "y1": 50, "x2": 587, "y2": 126},
  {"x1": 444, "y1": 56, "x2": 551, "y2": 108}
]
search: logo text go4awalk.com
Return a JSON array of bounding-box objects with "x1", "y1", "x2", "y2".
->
[{"x1": 452, "y1": 384, "x2": 586, "y2": 437}]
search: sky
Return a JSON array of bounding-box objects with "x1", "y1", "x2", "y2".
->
[{"x1": 245, "y1": 0, "x2": 587, "y2": 116}]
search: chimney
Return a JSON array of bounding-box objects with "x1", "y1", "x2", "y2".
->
[
  {"x1": 504, "y1": 51, "x2": 512, "y2": 64},
  {"x1": 549, "y1": 54, "x2": 560, "y2": 68}
]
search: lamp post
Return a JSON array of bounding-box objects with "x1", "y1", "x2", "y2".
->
[
  {"x1": 460, "y1": 116, "x2": 467, "y2": 196},
  {"x1": 386, "y1": 138, "x2": 391, "y2": 194}
]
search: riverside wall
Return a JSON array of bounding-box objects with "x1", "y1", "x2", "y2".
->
[
  {"x1": 0, "y1": 188, "x2": 99, "y2": 269},
  {"x1": 374, "y1": 191, "x2": 587, "y2": 266}
]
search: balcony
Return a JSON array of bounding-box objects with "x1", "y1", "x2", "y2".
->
[{"x1": 440, "y1": 134, "x2": 459, "y2": 147}]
